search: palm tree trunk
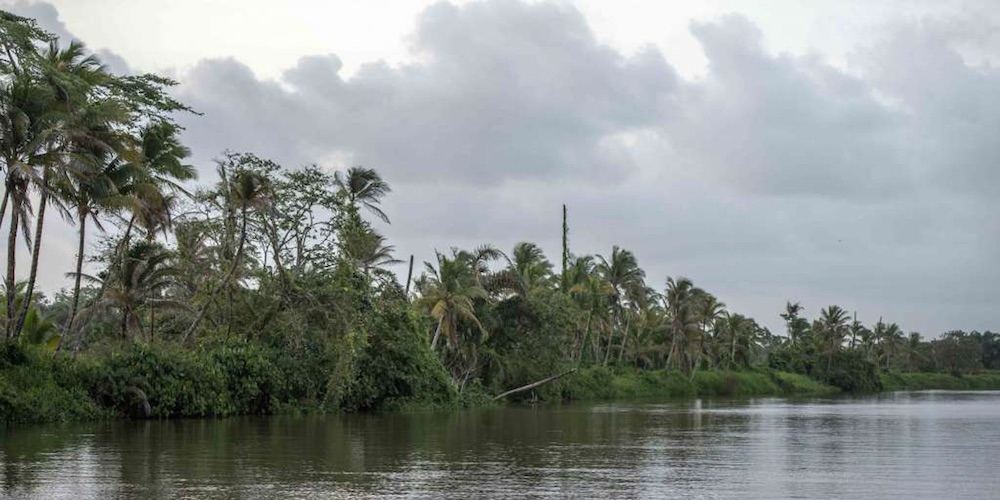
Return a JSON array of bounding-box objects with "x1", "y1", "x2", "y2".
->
[
  {"x1": 183, "y1": 209, "x2": 247, "y2": 342},
  {"x1": 61, "y1": 210, "x2": 87, "y2": 350},
  {"x1": 666, "y1": 328, "x2": 678, "y2": 370},
  {"x1": 430, "y1": 317, "x2": 443, "y2": 351},
  {"x1": 14, "y1": 183, "x2": 48, "y2": 339},
  {"x1": 5, "y1": 205, "x2": 18, "y2": 339},
  {"x1": 617, "y1": 316, "x2": 631, "y2": 363}
]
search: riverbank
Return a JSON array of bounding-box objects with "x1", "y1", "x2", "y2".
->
[
  {"x1": 549, "y1": 366, "x2": 838, "y2": 402},
  {"x1": 881, "y1": 372, "x2": 1000, "y2": 391},
  {"x1": 4, "y1": 339, "x2": 1000, "y2": 424}
]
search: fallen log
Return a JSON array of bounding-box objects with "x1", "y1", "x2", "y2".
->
[{"x1": 492, "y1": 367, "x2": 578, "y2": 401}]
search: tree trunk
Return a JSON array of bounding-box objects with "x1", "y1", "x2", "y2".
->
[
  {"x1": 617, "y1": 316, "x2": 631, "y2": 363},
  {"x1": 5, "y1": 203, "x2": 18, "y2": 339},
  {"x1": 14, "y1": 176, "x2": 49, "y2": 339},
  {"x1": 666, "y1": 328, "x2": 678, "y2": 370},
  {"x1": 430, "y1": 316, "x2": 443, "y2": 351},
  {"x1": 184, "y1": 209, "x2": 247, "y2": 342},
  {"x1": 404, "y1": 255, "x2": 414, "y2": 296},
  {"x1": 61, "y1": 210, "x2": 87, "y2": 352},
  {"x1": 493, "y1": 368, "x2": 578, "y2": 401}
]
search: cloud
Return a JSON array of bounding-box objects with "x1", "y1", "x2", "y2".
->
[
  {"x1": 662, "y1": 14, "x2": 909, "y2": 198},
  {"x1": 174, "y1": 0, "x2": 676, "y2": 185},
  {"x1": 2, "y1": 0, "x2": 998, "y2": 336}
]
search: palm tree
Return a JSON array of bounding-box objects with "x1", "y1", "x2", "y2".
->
[
  {"x1": 342, "y1": 228, "x2": 403, "y2": 278},
  {"x1": 77, "y1": 241, "x2": 181, "y2": 340},
  {"x1": 334, "y1": 166, "x2": 391, "y2": 223},
  {"x1": 596, "y1": 246, "x2": 645, "y2": 364},
  {"x1": 1, "y1": 69, "x2": 57, "y2": 338},
  {"x1": 504, "y1": 242, "x2": 553, "y2": 297},
  {"x1": 416, "y1": 250, "x2": 488, "y2": 351},
  {"x1": 817, "y1": 305, "x2": 849, "y2": 371},
  {"x1": 664, "y1": 276, "x2": 700, "y2": 373},
  {"x1": 13, "y1": 41, "x2": 109, "y2": 339},
  {"x1": 696, "y1": 292, "x2": 726, "y2": 369},
  {"x1": 62, "y1": 154, "x2": 135, "y2": 339}
]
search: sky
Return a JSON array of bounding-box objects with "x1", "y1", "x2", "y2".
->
[{"x1": 2, "y1": 0, "x2": 998, "y2": 335}]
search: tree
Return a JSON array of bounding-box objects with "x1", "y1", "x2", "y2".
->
[
  {"x1": 78, "y1": 241, "x2": 181, "y2": 340},
  {"x1": 664, "y1": 276, "x2": 701, "y2": 373},
  {"x1": 183, "y1": 166, "x2": 270, "y2": 341},
  {"x1": 504, "y1": 242, "x2": 553, "y2": 298},
  {"x1": 596, "y1": 246, "x2": 645, "y2": 364},
  {"x1": 416, "y1": 250, "x2": 488, "y2": 352},
  {"x1": 334, "y1": 166, "x2": 391, "y2": 223},
  {"x1": 817, "y1": 305, "x2": 849, "y2": 371}
]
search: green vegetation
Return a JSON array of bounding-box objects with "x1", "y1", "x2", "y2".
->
[{"x1": 0, "y1": 11, "x2": 996, "y2": 423}]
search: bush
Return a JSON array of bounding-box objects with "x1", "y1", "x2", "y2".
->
[{"x1": 0, "y1": 342, "x2": 104, "y2": 423}]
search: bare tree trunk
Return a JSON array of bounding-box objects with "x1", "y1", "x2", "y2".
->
[{"x1": 617, "y1": 316, "x2": 631, "y2": 363}]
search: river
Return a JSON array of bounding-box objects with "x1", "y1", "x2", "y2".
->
[{"x1": 2, "y1": 391, "x2": 999, "y2": 499}]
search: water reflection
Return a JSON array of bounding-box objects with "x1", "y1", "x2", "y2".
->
[{"x1": 2, "y1": 391, "x2": 999, "y2": 499}]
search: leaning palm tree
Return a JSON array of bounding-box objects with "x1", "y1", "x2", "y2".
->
[
  {"x1": 13, "y1": 41, "x2": 110, "y2": 339},
  {"x1": 334, "y1": 166, "x2": 391, "y2": 223}
]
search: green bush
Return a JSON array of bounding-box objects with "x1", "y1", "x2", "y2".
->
[{"x1": 0, "y1": 342, "x2": 104, "y2": 423}]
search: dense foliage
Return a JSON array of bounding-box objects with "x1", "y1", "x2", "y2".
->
[{"x1": 1, "y1": 11, "x2": 996, "y2": 422}]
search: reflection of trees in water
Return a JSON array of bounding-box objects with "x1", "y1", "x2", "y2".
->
[{"x1": 5, "y1": 395, "x2": 993, "y2": 498}]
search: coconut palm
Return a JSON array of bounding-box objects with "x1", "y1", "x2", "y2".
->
[{"x1": 334, "y1": 166, "x2": 391, "y2": 223}]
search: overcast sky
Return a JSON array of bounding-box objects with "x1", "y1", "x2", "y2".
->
[{"x1": 3, "y1": 0, "x2": 998, "y2": 335}]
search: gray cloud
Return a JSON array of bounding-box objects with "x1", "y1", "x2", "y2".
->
[
  {"x1": 3, "y1": 0, "x2": 998, "y2": 336},
  {"x1": 175, "y1": 0, "x2": 676, "y2": 184},
  {"x1": 663, "y1": 14, "x2": 909, "y2": 198}
]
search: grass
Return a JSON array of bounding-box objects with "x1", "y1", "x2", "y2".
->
[
  {"x1": 555, "y1": 366, "x2": 838, "y2": 402},
  {"x1": 881, "y1": 371, "x2": 1000, "y2": 391}
]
